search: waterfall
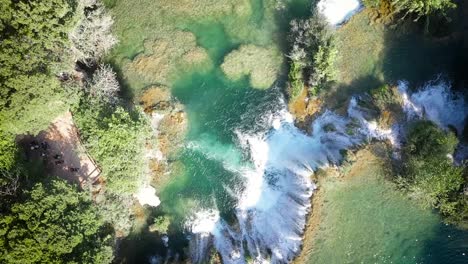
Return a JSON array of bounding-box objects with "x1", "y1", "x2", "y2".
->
[
  {"x1": 317, "y1": 0, "x2": 361, "y2": 25},
  {"x1": 398, "y1": 79, "x2": 468, "y2": 162},
  {"x1": 186, "y1": 96, "x2": 393, "y2": 263},
  {"x1": 185, "y1": 78, "x2": 467, "y2": 264},
  {"x1": 398, "y1": 80, "x2": 467, "y2": 134}
]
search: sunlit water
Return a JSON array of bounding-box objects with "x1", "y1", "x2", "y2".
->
[{"x1": 107, "y1": 0, "x2": 468, "y2": 262}]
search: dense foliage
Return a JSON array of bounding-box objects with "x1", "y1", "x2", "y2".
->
[
  {"x1": 74, "y1": 101, "x2": 148, "y2": 195},
  {"x1": 1, "y1": 0, "x2": 148, "y2": 261},
  {"x1": 287, "y1": 13, "x2": 337, "y2": 99},
  {"x1": 0, "y1": 0, "x2": 78, "y2": 135},
  {"x1": 0, "y1": 180, "x2": 114, "y2": 264},
  {"x1": 0, "y1": 131, "x2": 17, "y2": 171},
  {"x1": 398, "y1": 121, "x2": 467, "y2": 226},
  {"x1": 363, "y1": 0, "x2": 456, "y2": 19}
]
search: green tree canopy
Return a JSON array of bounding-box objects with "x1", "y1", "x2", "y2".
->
[
  {"x1": 399, "y1": 121, "x2": 467, "y2": 226},
  {"x1": 0, "y1": 179, "x2": 114, "y2": 264},
  {"x1": 74, "y1": 102, "x2": 149, "y2": 195},
  {"x1": 0, "y1": 0, "x2": 78, "y2": 135}
]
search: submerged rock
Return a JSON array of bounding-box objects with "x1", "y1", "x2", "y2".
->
[
  {"x1": 221, "y1": 44, "x2": 283, "y2": 89},
  {"x1": 140, "y1": 86, "x2": 188, "y2": 186}
]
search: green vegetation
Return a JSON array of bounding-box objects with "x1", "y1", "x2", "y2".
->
[
  {"x1": 149, "y1": 215, "x2": 171, "y2": 234},
  {"x1": 288, "y1": 61, "x2": 305, "y2": 98},
  {"x1": 221, "y1": 44, "x2": 283, "y2": 89},
  {"x1": 363, "y1": 0, "x2": 456, "y2": 18},
  {"x1": 0, "y1": 180, "x2": 113, "y2": 264},
  {"x1": 309, "y1": 43, "x2": 338, "y2": 96},
  {"x1": 0, "y1": 131, "x2": 17, "y2": 171},
  {"x1": 0, "y1": 0, "x2": 78, "y2": 135},
  {"x1": 74, "y1": 102, "x2": 149, "y2": 195},
  {"x1": 397, "y1": 121, "x2": 467, "y2": 226},
  {"x1": 287, "y1": 12, "x2": 337, "y2": 99},
  {"x1": 0, "y1": 0, "x2": 151, "y2": 261}
]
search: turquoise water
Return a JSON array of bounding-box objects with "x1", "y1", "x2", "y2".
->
[
  {"x1": 108, "y1": 0, "x2": 468, "y2": 262},
  {"x1": 307, "y1": 159, "x2": 468, "y2": 264}
]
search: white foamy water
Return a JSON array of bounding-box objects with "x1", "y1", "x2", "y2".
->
[
  {"x1": 135, "y1": 185, "x2": 161, "y2": 207},
  {"x1": 398, "y1": 80, "x2": 467, "y2": 134},
  {"x1": 186, "y1": 97, "x2": 395, "y2": 263},
  {"x1": 317, "y1": 0, "x2": 361, "y2": 25},
  {"x1": 184, "y1": 79, "x2": 467, "y2": 263}
]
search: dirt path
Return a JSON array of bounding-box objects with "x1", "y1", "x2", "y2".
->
[{"x1": 22, "y1": 112, "x2": 100, "y2": 186}]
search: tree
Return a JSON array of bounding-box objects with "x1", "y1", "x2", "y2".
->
[
  {"x1": 0, "y1": 0, "x2": 78, "y2": 135},
  {"x1": 69, "y1": 1, "x2": 117, "y2": 65},
  {"x1": 88, "y1": 64, "x2": 120, "y2": 105},
  {"x1": 0, "y1": 131, "x2": 17, "y2": 171},
  {"x1": 404, "y1": 121, "x2": 458, "y2": 159},
  {"x1": 74, "y1": 104, "x2": 149, "y2": 195},
  {"x1": 398, "y1": 121, "x2": 467, "y2": 226},
  {"x1": 149, "y1": 216, "x2": 171, "y2": 234},
  {"x1": 393, "y1": 0, "x2": 456, "y2": 18},
  {"x1": 0, "y1": 74, "x2": 72, "y2": 135},
  {"x1": 0, "y1": 179, "x2": 114, "y2": 264}
]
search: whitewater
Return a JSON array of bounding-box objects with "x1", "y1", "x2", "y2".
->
[{"x1": 183, "y1": 78, "x2": 467, "y2": 264}]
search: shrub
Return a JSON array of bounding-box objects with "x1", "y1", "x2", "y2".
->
[
  {"x1": 149, "y1": 216, "x2": 171, "y2": 234},
  {"x1": 404, "y1": 121, "x2": 458, "y2": 159},
  {"x1": 287, "y1": 61, "x2": 305, "y2": 99},
  {"x1": 398, "y1": 120, "x2": 467, "y2": 226},
  {"x1": 74, "y1": 104, "x2": 149, "y2": 195}
]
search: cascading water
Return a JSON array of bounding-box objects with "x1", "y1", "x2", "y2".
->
[
  {"x1": 185, "y1": 94, "x2": 397, "y2": 263},
  {"x1": 398, "y1": 80, "x2": 467, "y2": 134},
  {"x1": 398, "y1": 79, "x2": 468, "y2": 162},
  {"x1": 184, "y1": 78, "x2": 468, "y2": 264}
]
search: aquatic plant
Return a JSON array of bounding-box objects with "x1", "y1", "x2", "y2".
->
[{"x1": 221, "y1": 44, "x2": 283, "y2": 89}]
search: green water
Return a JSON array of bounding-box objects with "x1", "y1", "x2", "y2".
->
[
  {"x1": 107, "y1": 0, "x2": 468, "y2": 262},
  {"x1": 308, "y1": 160, "x2": 468, "y2": 264}
]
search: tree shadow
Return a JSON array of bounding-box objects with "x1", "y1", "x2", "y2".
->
[{"x1": 420, "y1": 220, "x2": 468, "y2": 264}]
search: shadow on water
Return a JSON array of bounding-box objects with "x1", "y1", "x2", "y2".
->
[
  {"x1": 380, "y1": 8, "x2": 464, "y2": 89},
  {"x1": 421, "y1": 221, "x2": 468, "y2": 264}
]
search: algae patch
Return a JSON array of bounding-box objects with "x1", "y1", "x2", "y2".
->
[{"x1": 221, "y1": 44, "x2": 283, "y2": 89}]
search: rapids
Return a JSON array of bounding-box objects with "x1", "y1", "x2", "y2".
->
[{"x1": 185, "y1": 78, "x2": 467, "y2": 263}]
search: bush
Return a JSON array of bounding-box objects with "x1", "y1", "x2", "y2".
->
[
  {"x1": 0, "y1": 132, "x2": 17, "y2": 171},
  {"x1": 398, "y1": 120, "x2": 467, "y2": 226},
  {"x1": 149, "y1": 216, "x2": 171, "y2": 234},
  {"x1": 404, "y1": 121, "x2": 458, "y2": 159},
  {"x1": 287, "y1": 12, "x2": 336, "y2": 98},
  {"x1": 309, "y1": 42, "x2": 338, "y2": 95}
]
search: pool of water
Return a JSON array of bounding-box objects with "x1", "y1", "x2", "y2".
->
[{"x1": 306, "y1": 151, "x2": 468, "y2": 264}]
